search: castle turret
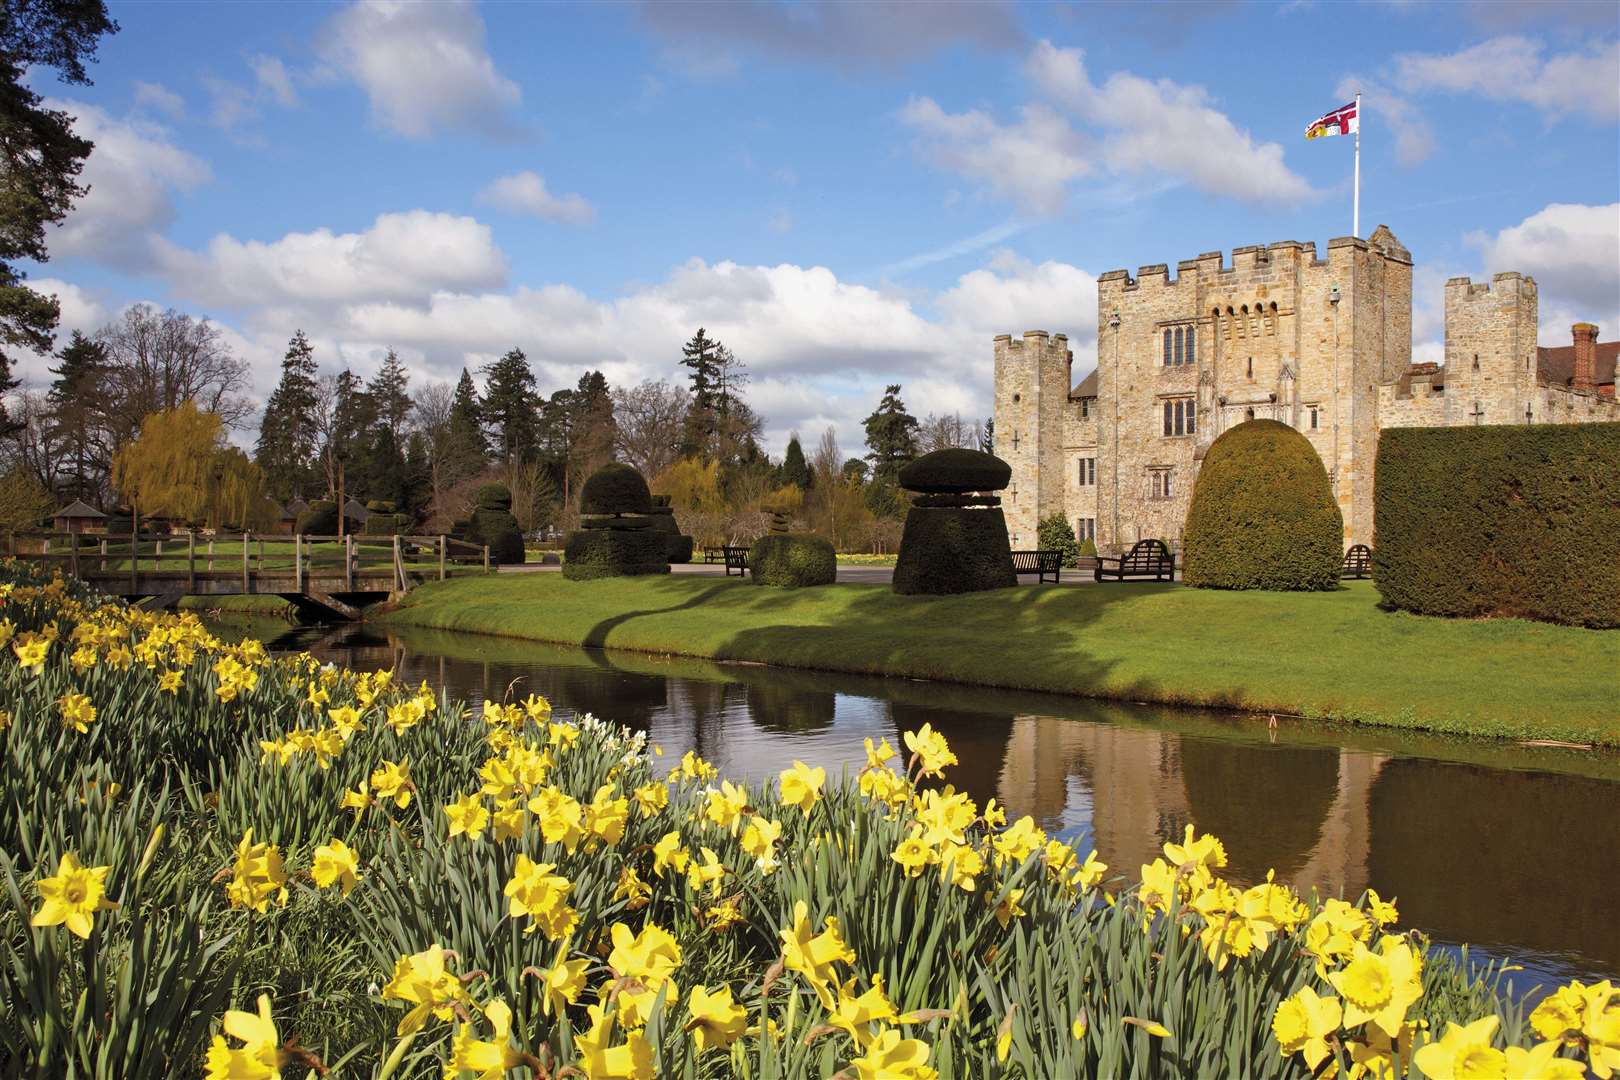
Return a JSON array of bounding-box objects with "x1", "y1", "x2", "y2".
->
[
  {"x1": 993, "y1": 330, "x2": 1071, "y2": 546},
  {"x1": 1443, "y1": 272, "x2": 1538, "y2": 425}
]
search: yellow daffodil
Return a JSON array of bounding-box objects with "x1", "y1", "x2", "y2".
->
[
  {"x1": 901, "y1": 724, "x2": 957, "y2": 778},
  {"x1": 1366, "y1": 888, "x2": 1399, "y2": 927},
  {"x1": 651, "y1": 830, "x2": 689, "y2": 878},
  {"x1": 1272, "y1": 986, "x2": 1342, "y2": 1069},
  {"x1": 369, "y1": 758, "x2": 412, "y2": 809},
  {"x1": 609, "y1": 921, "x2": 682, "y2": 987},
  {"x1": 778, "y1": 760, "x2": 825, "y2": 813},
  {"x1": 340, "y1": 780, "x2": 373, "y2": 813},
  {"x1": 574, "y1": 1004, "x2": 655, "y2": 1080},
  {"x1": 504, "y1": 855, "x2": 578, "y2": 940},
  {"x1": 993, "y1": 887, "x2": 1026, "y2": 929},
  {"x1": 740, "y1": 815, "x2": 782, "y2": 873},
  {"x1": 685, "y1": 846, "x2": 726, "y2": 895},
  {"x1": 58, "y1": 692, "x2": 95, "y2": 733},
  {"x1": 14, "y1": 636, "x2": 49, "y2": 671},
  {"x1": 547, "y1": 720, "x2": 580, "y2": 750},
  {"x1": 157, "y1": 668, "x2": 182, "y2": 694},
  {"x1": 586, "y1": 784, "x2": 629, "y2": 846},
  {"x1": 632, "y1": 781, "x2": 668, "y2": 816},
  {"x1": 703, "y1": 780, "x2": 749, "y2": 833},
  {"x1": 310, "y1": 839, "x2": 360, "y2": 896},
  {"x1": 1413, "y1": 1015, "x2": 1505, "y2": 1079},
  {"x1": 705, "y1": 895, "x2": 743, "y2": 931},
  {"x1": 491, "y1": 796, "x2": 526, "y2": 842},
  {"x1": 225, "y1": 829, "x2": 288, "y2": 913},
  {"x1": 536, "y1": 947, "x2": 590, "y2": 1016},
  {"x1": 445, "y1": 792, "x2": 490, "y2": 839},
  {"x1": 614, "y1": 865, "x2": 652, "y2": 911},
  {"x1": 30, "y1": 851, "x2": 117, "y2": 938},
  {"x1": 528, "y1": 787, "x2": 586, "y2": 852},
  {"x1": 1329, "y1": 936, "x2": 1424, "y2": 1039},
  {"x1": 1163, "y1": 824, "x2": 1226, "y2": 873},
  {"x1": 781, "y1": 900, "x2": 855, "y2": 1009},
  {"x1": 849, "y1": 1027, "x2": 938, "y2": 1080},
  {"x1": 685, "y1": 984, "x2": 747, "y2": 1051},
  {"x1": 992, "y1": 815, "x2": 1046, "y2": 868},
  {"x1": 381, "y1": 944, "x2": 468, "y2": 1035},
  {"x1": 863, "y1": 736, "x2": 896, "y2": 770},
  {"x1": 204, "y1": 993, "x2": 282, "y2": 1080},
  {"x1": 446, "y1": 999, "x2": 523, "y2": 1079}
]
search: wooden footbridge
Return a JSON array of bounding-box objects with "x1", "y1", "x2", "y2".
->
[{"x1": 5, "y1": 532, "x2": 492, "y2": 620}]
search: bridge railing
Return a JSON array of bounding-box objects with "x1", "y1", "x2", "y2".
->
[{"x1": 4, "y1": 531, "x2": 492, "y2": 592}]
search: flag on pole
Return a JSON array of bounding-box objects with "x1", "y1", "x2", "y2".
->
[{"x1": 1305, "y1": 101, "x2": 1359, "y2": 140}]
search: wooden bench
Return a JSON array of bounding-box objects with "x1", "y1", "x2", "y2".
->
[
  {"x1": 1341, "y1": 543, "x2": 1372, "y2": 579},
  {"x1": 703, "y1": 547, "x2": 726, "y2": 564},
  {"x1": 1010, "y1": 550, "x2": 1063, "y2": 583},
  {"x1": 1094, "y1": 539, "x2": 1174, "y2": 582},
  {"x1": 722, "y1": 545, "x2": 750, "y2": 577}
]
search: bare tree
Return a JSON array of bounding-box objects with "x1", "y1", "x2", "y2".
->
[
  {"x1": 411, "y1": 380, "x2": 483, "y2": 522},
  {"x1": 917, "y1": 412, "x2": 979, "y2": 454},
  {"x1": 97, "y1": 304, "x2": 252, "y2": 440},
  {"x1": 310, "y1": 373, "x2": 341, "y2": 500},
  {"x1": 612, "y1": 379, "x2": 690, "y2": 479},
  {"x1": 2, "y1": 391, "x2": 69, "y2": 495}
]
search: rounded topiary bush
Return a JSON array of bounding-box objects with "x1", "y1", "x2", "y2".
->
[
  {"x1": 562, "y1": 529, "x2": 668, "y2": 579},
  {"x1": 475, "y1": 484, "x2": 512, "y2": 512},
  {"x1": 898, "y1": 448, "x2": 1011, "y2": 494},
  {"x1": 665, "y1": 533, "x2": 695, "y2": 564},
  {"x1": 749, "y1": 533, "x2": 835, "y2": 588},
  {"x1": 367, "y1": 512, "x2": 410, "y2": 535},
  {"x1": 472, "y1": 507, "x2": 525, "y2": 564},
  {"x1": 1183, "y1": 419, "x2": 1343, "y2": 591},
  {"x1": 892, "y1": 507, "x2": 1017, "y2": 595},
  {"x1": 296, "y1": 500, "x2": 338, "y2": 534},
  {"x1": 581, "y1": 464, "x2": 652, "y2": 516}
]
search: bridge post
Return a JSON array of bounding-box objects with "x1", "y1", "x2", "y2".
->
[
  {"x1": 129, "y1": 521, "x2": 137, "y2": 593},
  {"x1": 392, "y1": 534, "x2": 404, "y2": 592},
  {"x1": 187, "y1": 530, "x2": 196, "y2": 591},
  {"x1": 483, "y1": 545, "x2": 491, "y2": 573},
  {"x1": 69, "y1": 532, "x2": 79, "y2": 579},
  {"x1": 345, "y1": 534, "x2": 354, "y2": 591},
  {"x1": 99, "y1": 538, "x2": 106, "y2": 571},
  {"x1": 242, "y1": 533, "x2": 250, "y2": 591},
  {"x1": 439, "y1": 535, "x2": 447, "y2": 581},
  {"x1": 295, "y1": 534, "x2": 303, "y2": 593}
]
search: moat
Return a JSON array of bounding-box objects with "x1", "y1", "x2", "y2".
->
[{"x1": 234, "y1": 617, "x2": 1620, "y2": 988}]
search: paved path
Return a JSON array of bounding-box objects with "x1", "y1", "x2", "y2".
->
[{"x1": 504, "y1": 560, "x2": 1105, "y2": 586}]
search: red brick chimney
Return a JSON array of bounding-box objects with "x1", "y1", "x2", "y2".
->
[{"x1": 1572, "y1": 322, "x2": 1598, "y2": 394}]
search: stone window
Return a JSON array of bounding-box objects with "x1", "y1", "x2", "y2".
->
[
  {"x1": 1186, "y1": 326, "x2": 1196, "y2": 364},
  {"x1": 1308, "y1": 404, "x2": 1320, "y2": 430},
  {"x1": 1162, "y1": 397, "x2": 1196, "y2": 436},
  {"x1": 1149, "y1": 469, "x2": 1173, "y2": 500},
  {"x1": 1163, "y1": 330, "x2": 1173, "y2": 366},
  {"x1": 1080, "y1": 398, "x2": 1090, "y2": 419},
  {"x1": 1246, "y1": 357, "x2": 1254, "y2": 379},
  {"x1": 1077, "y1": 516, "x2": 1096, "y2": 542},
  {"x1": 1162, "y1": 325, "x2": 1195, "y2": 367},
  {"x1": 1077, "y1": 457, "x2": 1096, "y2": 485}
]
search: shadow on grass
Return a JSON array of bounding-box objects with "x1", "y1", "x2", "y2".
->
[{"x1": 580, "y1": 581, "x2": 734, "y2": 651}]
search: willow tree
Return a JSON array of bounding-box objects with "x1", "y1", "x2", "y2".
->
[{"x1": 113, "y1": 402, "x2": 273, "y2": 530}]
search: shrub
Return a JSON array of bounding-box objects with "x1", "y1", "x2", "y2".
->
[
  {"x1": 1374, "y1": 423, "x2": 1620, "y2": 627},
  {"x1": 1079, "y1": 538, "x2": 1097, "y2": 558},
  {"x1": 561, "y1": 528, "x2": 668, "y2": 579},
  {"x1": 1036, "y1": 513, "x2": 1081, "y2": 566},
  {"x1": 892, "y1": 506, "x2": 1017, "y2": 594},
  {"x1": 364, "y1": 499, "x2": 395, "y2": 513},
  {"x1": 471, "y1": 507, "x2": 525, "y2": 565},
  {"x1": 295, "y1": 500, "x2": 338, "y2": 535},
  {"x1": 474, "y1": 484, "x2": 512, "y2": 512},
  {"x1": 749, "y1": 532, "x2": 835, "y2": 587},
  {"x1": 580, "y1": 464, "x2": 652, "y2": 516},
  {"x1": 666, "y1": 534, "x2": 694, "y2": 563},
  {"x1": 1183, "y1": 420, "x2": 1342, "y2": 591},
  {"x1": 897, "y1": 448, "x2": 1011, "y2": 494}
]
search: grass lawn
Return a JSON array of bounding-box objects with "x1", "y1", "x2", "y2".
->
[{"x1": 383, "y1": 574, "x2": 1620, "y2": 746}]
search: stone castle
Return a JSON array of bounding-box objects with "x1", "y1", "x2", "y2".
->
[{"x1": 993, "y1": 225, "x2": 1617, "y2": 552}]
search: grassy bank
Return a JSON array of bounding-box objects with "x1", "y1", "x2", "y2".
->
[
  {"x1": 383, "y1": 574, "x2": 1619, "y2": 746},
  {"x1": 177, "y1": 593, "x2": 298, "y2": 616}
]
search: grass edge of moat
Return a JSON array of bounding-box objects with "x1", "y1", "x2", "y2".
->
[{"x1": 377, "y1": 574, "x2": 1620, "y2": 747}]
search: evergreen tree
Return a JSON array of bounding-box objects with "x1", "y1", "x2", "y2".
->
[
  {"x1": 447, "y1": 367, "x2": 488, "y2": 461},
  {"x1": 862, "y1": 384, "x2": 920, "y2": 484},
  {"x1": 46, "y1": 330, "x2": 108, "y2": 501},
  {"x1": 359, "y1": 349, "x2": 411, "y2": 507},
  {"x1": 569, "y1": 370, "x2": 616, "y2": 482},
  {"x1": 980, "y1": 417, "x2": 994, "y2": 455},
  {"x1": 780, "y1": 433, "x2": 811, "y2": 489},
  {"x1": 326, "y1": 368, "x2": 374, "y2": 501},
  {"x1": 679, "y1": 328, "x2": 721, "y2": 410},
  {"x1": 481, "y1": 348, "x2": 540, "y2": 462},
  {"x1": 254, "y1": 330, "x2": 321, "y2": 500}
]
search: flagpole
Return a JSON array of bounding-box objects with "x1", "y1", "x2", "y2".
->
[{"x1": 1352, "y1": 91, "x2": 1361, "y2": 238}]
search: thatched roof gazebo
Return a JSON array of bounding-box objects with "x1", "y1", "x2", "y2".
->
[{"x1": 53, "y1": 500, "x2": 106, "y2": 535}]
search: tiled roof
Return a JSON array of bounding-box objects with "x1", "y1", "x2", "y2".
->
[{"x1": 1537, "y1": 341, "x2": 1618, "y2": 390}]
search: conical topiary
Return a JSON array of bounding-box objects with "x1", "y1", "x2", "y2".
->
[{"x1": 563, "y1": 464, "x2": 668, "y2": 579}]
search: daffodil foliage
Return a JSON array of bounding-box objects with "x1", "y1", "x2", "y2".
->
[{"x1": 0, "y1": 560, "x2": 1612, "y2": 1079}]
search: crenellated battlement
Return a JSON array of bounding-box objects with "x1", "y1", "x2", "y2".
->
[
  {"x1": 1445, "y1": 272, "x2": 1538, "y2": 304},
  {"x1": 994, "y1": 330, "x2": 1069, "y2": 350},
  {"x1": 1098, "y1": 236, "x2": 1366, "y2": 291}
]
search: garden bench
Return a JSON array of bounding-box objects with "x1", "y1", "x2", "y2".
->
[
  {"x1": 703, "y1": 547, "x2": 725, "y2": 564},
  {"x1": 1341, "y1": 543, "x2": 1373, "y2": 580},
  {"x1": 1010, "y1": 550, "x2": 1063, "y2": 583},
  {"x1": 1094, "y1": 539, "x2": 1174, "y2": 582},
  {"x1": 722, "y1": 545, "x2": 750, "y2": 577}
]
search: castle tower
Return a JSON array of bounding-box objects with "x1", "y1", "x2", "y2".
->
[
  {"x1": 993, "y1": 331, "x2": 1071, "y2": 546},
  {"x1": 1442, "y1": 272, "x2": 1539, "y2": 425}
]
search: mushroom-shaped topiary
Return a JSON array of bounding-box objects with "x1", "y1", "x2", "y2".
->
[
  {"x1": 898, "y1": 448, "x2": 1011, "y2": 495},
  {"x1": 475, "y1": 484, "x2": 513, "y2": 512},
  {"x1": 581, "y1": 463, "x2": 653, "y2": 516},
  {"x1": 1183, "y1": 420, "x2": 1343, "y2": 590}
]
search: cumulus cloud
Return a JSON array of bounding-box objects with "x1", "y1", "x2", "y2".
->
[
  {"x1": 250, "y1": 55, "x2": 300, "y2": 107},
  {"x1": 898, "y1": 97, "x2": 1094, "y2": 216},
  {"x1": 10, "y1": 278, "x2": 111, "y2": 386},
  {"x1": 1467, "y1": 202, "x2": 1620, "y2": 337},
  {"x1": 1391, "y1": 36, "x2": 1620, "y2": 122},
  {"x1": 157, "y1": 210, "x2": 509, "y2": 313},
  {"x1": 132, "y1": 81, "x2": 184, "y2": 119},
  {"x1": 477, "y1": 171, "x2": 594, "y2": 225},
  {"x1": 937, "y1": 250, "x2": 1100, "y2": 361},
  {"x1": 321, "y1": 0, "x2": 523, "y2": 138},
  {"x1": 636, "y1": 0, "x2": 1025, "y2": 70},
  {"x1": 46, "y1": 100, "x2": 210, "y2": 269},
  {"x1": 1026, "y1": 41, "x2": 1314, "y2": 204},
  {"x1": 1335, "y1": 75, "x2": 1433, "y2": 167}
]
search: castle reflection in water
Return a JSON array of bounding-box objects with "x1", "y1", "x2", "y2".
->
[{"x1": 306, "y1": 628, "x2": 1619, "y2": 983}]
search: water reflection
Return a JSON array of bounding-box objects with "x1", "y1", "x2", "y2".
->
[{"x1": 262, "y1": 621, "x2": 1620, "y2": 985}]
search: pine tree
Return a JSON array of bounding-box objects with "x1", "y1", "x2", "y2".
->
[
  {"x1": 862, "y1": 384, "x2": 920, "y2": 484},
  {"x1": 447, "y1": 367, "x2": 488, "y2": 461},
  {"x1": 359, "y1": 349, "x2": 411, "y2": 507},
  {"x1": 326, "y1": 368, "x2": 375, "y2": 502},
  {"x1": 46, "y1": 330, "x2": 108, "y2": 501},
  {"x1": 481, "y1": 348, "x2": 540, "y2": 463},
  {"x1": 679, "y1": 328, "x2": 721, "y2": 410},
  {"x1": 255, "y1": 330, "x2": 321, "y2": 500},
  {"x1": 780, "y1": 433, "x2": 812, "y2": 489},
  {"x1": 980, "y1": 417, "x2": 994, "y2": 455}
]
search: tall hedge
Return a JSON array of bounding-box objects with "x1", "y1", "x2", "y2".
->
[
  {"x1": 1374, "y1": 423, "x2": 1620, "y2": 627},
  {"x1": 1183, "y1": 420, "x2": 1342, "y2": 591},
  {"x1": 749, "y1": 533, "x2": 835, "y2": 588}
]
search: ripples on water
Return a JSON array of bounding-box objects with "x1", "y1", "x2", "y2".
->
[{"x1": 231, "y1": 618, "x2": 1620, "y2": 989}]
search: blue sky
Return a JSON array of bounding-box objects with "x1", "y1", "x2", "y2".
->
[{"x1": 20, "y1": 0, "x2": 1620, "y2": 455}]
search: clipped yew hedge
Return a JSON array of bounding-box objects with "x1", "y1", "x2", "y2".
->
[
  {"x1": 749, "y1": 532, "x2": 835, "y2": 588},
  {"x1": 1183, "y1": 420, "x2": 1343, "y2": 591},
  {"x1": 1374, "y1": 422, "x2": 1620, "y2": 627}
]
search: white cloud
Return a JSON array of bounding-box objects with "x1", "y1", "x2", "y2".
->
[
  {"x1": 46, "y1": 100, "x2": 210, "y2": 268},
  {"x1": 1026, "y1": 41, "x2": 1314, "y2": 204},
  {"x1": 1468, "y1": 202, "x2": 1620, "y2": 337},
  {"x1": 250, "y1": 55, "x2": 299, "y2": 107},
  {"x1": 1391, "y1": 36, "x2": 1620, "y2": 122},
  {"x1": 1335, "y1": 75, "x2": 1433, "y2": 167},
  {"x1": 937, "y1": 250, "x2": 1100, "y2": 363},
  {"x1": 476, "y1": 171, "x2": 595, "y2": 225},
  {"x1": 10, "y1": 278, "x2": 111, "y2": 387},
  {"x1": 133, "y1": 81, "x2": 184, "y2": 119},
  {"x1": 321, "y1": 0, "x2": 523, "y2": 138},
  {"x1": 157, "y1": 210, "x2": 509, "y2": 312},
  {"x1": 898, "y1": 96, "x2": 1094, "y2": 215}
]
